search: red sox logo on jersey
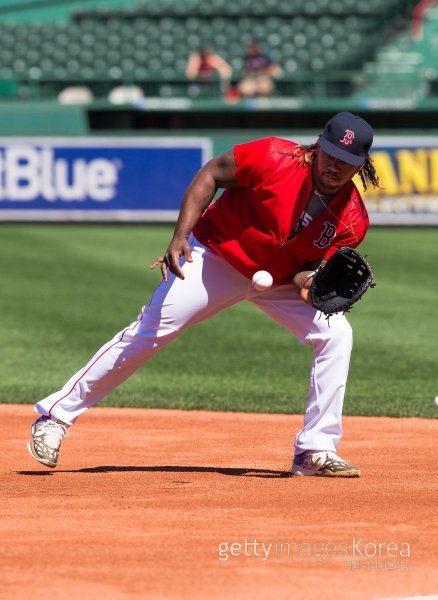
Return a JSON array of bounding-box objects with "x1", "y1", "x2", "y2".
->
[
  {"x1": 314, "y1": 221, "x2": 337, "y2": 248},
  {"x1": 340, "y1": 129, "x2": 355, "y2": 145}
]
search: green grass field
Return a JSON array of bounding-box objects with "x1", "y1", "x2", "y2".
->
[{"x1": 1, "y1": 224, "x2": 437, "y2": 418}]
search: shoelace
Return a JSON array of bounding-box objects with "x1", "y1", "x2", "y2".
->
[
  {"x1": 36, "y1": 420, "x2": 68, "y2": 448},
  {"x1": 304, "y1": 451, "x2": 348, "y2": 467},
  {"x1": 320, "y1": 451, "x2": 352, "y2": 468}
]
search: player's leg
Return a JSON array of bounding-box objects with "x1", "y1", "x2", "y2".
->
[
  {"x1": 28, "y1": 237, "x2": 251, "y2": 466},
  {"x1": 237, "y1": 76, "x2": 257, "y2": 98},
  {"x1": 255, "y1": 75, "x2": 274, "y2": 97},
  {"x1": 250, "y1": 285, "x2": 359, "y2": 477}
]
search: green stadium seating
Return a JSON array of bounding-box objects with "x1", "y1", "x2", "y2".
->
[
  {"x1": 354, "y1": 3, "x2": 438, "y2": 100},
  {"x1": 0, "y1": 0, "x2": 427, "y2": 100}
]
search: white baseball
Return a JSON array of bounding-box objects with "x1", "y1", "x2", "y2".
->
[
  {"x1": 252, "y1": 270, "x2": 273, "y2": 291},
  {"x1": 434, "y1": 396, "x2": 438, "y2": 408}
]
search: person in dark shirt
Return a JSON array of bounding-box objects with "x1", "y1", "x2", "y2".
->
[{"x1": 238, "y1": 40, "x2": 281, "y2": 98}]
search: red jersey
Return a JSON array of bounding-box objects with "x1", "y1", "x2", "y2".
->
[
  {"x1": 193, "y1": 137, "x2": 369, "y2": 285},
  {"x1": 198, "y1": 55, "x2": 215, "y2": 79}
]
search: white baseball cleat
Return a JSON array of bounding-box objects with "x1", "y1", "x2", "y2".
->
[
  {"x1": 27, "y1": 416, "x2": 68, "y2": 468},
  {"x1": 292, "y1": 450, "x2": 360, "y2": 477}
]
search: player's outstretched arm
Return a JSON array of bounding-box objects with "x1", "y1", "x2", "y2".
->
[
  {"x1": 293, "y1": 270, "x2": 315, "y2": 304},
  {"x1": 151, "y1": 150, "x2": 238, "y2": 281}
]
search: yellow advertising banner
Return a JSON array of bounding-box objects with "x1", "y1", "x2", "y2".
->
[{"x1": 352, "y1": 138, "x2": 438, "y2": 224}]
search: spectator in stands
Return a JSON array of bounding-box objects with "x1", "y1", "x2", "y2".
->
[
  {"x1": 185, "y1": 46, "x2": 232, "y2": 95},
  {"x1": 237, "y1": 39, "x2": 281, "y2": 98}
]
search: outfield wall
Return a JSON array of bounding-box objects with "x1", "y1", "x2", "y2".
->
[{"x1": 0, "y1": 134, "x2": 436, "y2": 224}]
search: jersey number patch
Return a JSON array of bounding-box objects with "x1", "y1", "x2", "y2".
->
[{"x1": 314, "y1": 221, "x2": 337, "y2": 248}]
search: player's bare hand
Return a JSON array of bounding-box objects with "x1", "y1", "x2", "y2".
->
[
  {"x1": 150, "y1": 236, "x2": 193, "y2": 282},
  {"x1": 150, "y1": 256, "x2": 169, "y2": 281}
]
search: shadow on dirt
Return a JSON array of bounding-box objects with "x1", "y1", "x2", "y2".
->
[{"x1": 18, "y1": 465, "x2": 292, "y2": 478}]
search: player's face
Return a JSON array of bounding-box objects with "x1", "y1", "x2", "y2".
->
[{"x1": 312, "y1": 148, "x2": 361, "y2": 195}]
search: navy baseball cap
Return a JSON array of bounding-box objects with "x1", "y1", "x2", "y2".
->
[{"x1": 319, "y1": 112, "x2": 373, "y2": 166}]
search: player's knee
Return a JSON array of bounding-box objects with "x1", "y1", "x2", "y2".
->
[
  {"x1": 327, "y1": 317, "x2": 353, "y2": 352},
  {"x1": 308, "y1": 315, "x2": 353, "y2": 354},
  {"x1": 256, "y1": 76, "x2": 274, "y2": 96},
  {"x1": 238, "y1": 78, "x2": 256, "y2": 97}
]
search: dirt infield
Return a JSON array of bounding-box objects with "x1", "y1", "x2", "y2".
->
[{"x1": 2, "y1": 404, "x2": 437, "y2": 600}]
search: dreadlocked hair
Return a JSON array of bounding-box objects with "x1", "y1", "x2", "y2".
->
[
  {"x1": 359, "y1": 154, "x2": 381, "y2": 191},
  {"x1": 292, "y1": 143, "x2": 382, "y2": 192},
  {"x1": 292, "y1": 143, "x2": 318, "y2": 168}
]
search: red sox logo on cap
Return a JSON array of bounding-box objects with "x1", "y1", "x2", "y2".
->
[{"x1": 340, "y1": 129, "x2": 355, "y2": 146}]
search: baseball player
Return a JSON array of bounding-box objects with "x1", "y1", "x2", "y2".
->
[{"x1": 27, "y1": 112, "x2": 379, "y2": 477}]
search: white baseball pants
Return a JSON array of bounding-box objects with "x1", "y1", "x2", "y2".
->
[{"x1": 35, "y1": 235, "x2": 353, "y2": 455}]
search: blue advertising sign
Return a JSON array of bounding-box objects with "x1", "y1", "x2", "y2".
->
[{"x1": 0, "y1": 138, "x2": 212, "y2": 221}]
